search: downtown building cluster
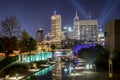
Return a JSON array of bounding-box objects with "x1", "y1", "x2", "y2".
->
[{"x1": 36, "y1": 11, "x2": 105, "y2": 49}]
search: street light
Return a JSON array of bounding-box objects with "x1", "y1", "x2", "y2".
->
[
  {"x1": 16, "y1": 74, "x2": 18, "y2": 80},
  {"x1": 108, "y1": 52, "x2": 113, "y2": 78},
  {"x1": 109, "y1": 59, "x2": 113, "y2": 78}
]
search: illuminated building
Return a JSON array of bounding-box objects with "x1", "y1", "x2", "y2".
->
[
  {"x1": 104, "y1": 19, "x2": 120, "y2": 53},
  {"x1": 63, "y1": 26, "x2": 75, "y2": 39},
  {"x1": 61, "y1": 31, "x2": 66, "y2": 40},
  {"x1": 51, "y1": 11, "x2": 62, "y2": 39},
  {"x1": 73, "y1": 11, "x2": 80, "y2": 40},
  {"x1": 98, "y1": 28, "x2": 105, "y2": 45},
  {"x1": 36, "y1": 28, "x2": 44, "y2": 42},
  {"x1": 51, "y1": 11, "x2": 62, "y2": 47},
  {"x1": 68, "y1": 31, "x2": 75, "y2": 39},
  {"x1": 73, "y1": 11, "x2": 98, "y2": 43},
  {"x1": 21, "y1": 52, "x2": 52, "y2": 63}
]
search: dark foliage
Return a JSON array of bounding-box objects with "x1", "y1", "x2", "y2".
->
[
  {"x1": 0, "y1": 56, "x2": 18, "y2": 70},
  {"x1": 77, "y1": 44, "x2": 110, "y2": 71},
  {"x1": 4, "y1": 63, "x2": 28, "y2": 76},
  {"x1": 113, "y1": 51, "x2": 120, "y2": 73},
  {"x1": 0, "y1": 36, "x2": 18, "y2": 56}
]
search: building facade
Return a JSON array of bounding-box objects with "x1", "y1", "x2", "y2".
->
[
  {"x1": 50, "y1": 12, "x2": 62, "y2": 47},
  {"x1": 98, "y1": 28, "x2": 105, "y2": 45},
  {"x1": 73, "y1": 11, "x2": 80, "y2": 40},
  {"x1": 51, "y1": 12, "x2": 62, "y2": 40},
  {"x1": 36, "y1": 28, "x2": 44, "y2": 42},
  {"x1": 73, "y1": 12, "x2": 98, "y2": 43},
  {"x1": 104, "y1": 19, "x2": 120, "y2": 53}
]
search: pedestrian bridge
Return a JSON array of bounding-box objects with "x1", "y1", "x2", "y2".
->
[{"x1": 19, "y1": 51, "x2": 52, "y2": 63}]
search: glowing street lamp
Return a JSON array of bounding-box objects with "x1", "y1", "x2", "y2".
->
[
  {"x1": 109, "y1": 59, "x2": 113, "y2": 78},
  {"x1": 108, "y1": 53, "x2": 113, "y2": 78}
]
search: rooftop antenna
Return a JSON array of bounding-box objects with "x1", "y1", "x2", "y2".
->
[
  {"x1": 76, "y1": 10, "x2": 78, "y2": 17},
  {"x1": 88, "y1": 12, "x2": 92, "y2": 19},
  {"x1": 54, "y1": 11, "x2": 56, "y2": 15}
]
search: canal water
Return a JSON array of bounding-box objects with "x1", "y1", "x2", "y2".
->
[
  {"x1": 36, "y1": 69, "x2": 68, "y2": 80},
  {"x1": 21, "y1": 65, "x2": 69, "y2": 80},
  {"x1": 36, "y1": 71, "x2": 52, "y2": 80}
]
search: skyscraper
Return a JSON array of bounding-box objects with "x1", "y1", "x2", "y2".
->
[
  {"x1": 51, "y1": 11, "x2": 62, "y2": 40},
  {"x1": 73, "y1": 11, "x2": 98, "y2": 43},
  {"x1": 51, "y1": 11, "x2": 62, "y2": 47},
  {"x1": 73, "y1": 11, "x2": 80, "y2": 40},
  {"x1": 36, "y1": 28, "x2": 44, "y2": 42}
]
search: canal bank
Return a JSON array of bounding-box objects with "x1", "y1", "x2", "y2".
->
[{"x1": 20, "y1": 65, "x2": 53, "y2": 80}]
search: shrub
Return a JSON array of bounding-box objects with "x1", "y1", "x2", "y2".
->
[
  {"x1": 4, "y1": 63, "x2": 28, "y2": 76},
  {"x1": 0, "y1": 56, "x2": 18, "y2": 70}
]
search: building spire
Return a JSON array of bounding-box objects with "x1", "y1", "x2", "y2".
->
[
  {"x1": 88, "y1": 12, "x2": 92, "y2": 19},
  {"x1": 74, "y1": 10, "x2": 79, "y2": 21},
  {"x1": 76, "y1": 10, "x2": 78, "y2": 17}
]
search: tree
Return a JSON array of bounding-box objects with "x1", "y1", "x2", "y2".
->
[
  {"x1": 19, "y1": 30, "x2": 31, "y2": 52},
  {"x1": 77, "y1": 47, "x2": 96, "y2": 64},
  {"x1": 61, "y1": 39, "x2": 74, "y2": 49},
  {"x1": 19, "y1": 30, "x2": 37, "y2": 64},
  {"x1": 1, "y1": 16, "x2": 21, "y2": 38},
  {"x1": 0, "y1": 16, "x2": 21, "y2": 56},
  {"x1": 27, "y1": 37, "x2": 37, "y2": 53},
  {"x1": 0, "y1": 36, "x2": 18, "y2": 56},
  {"x1": 77, "y1": 44, "x2": 107, "y2": 65},
  {"x1": 0, "y1": 39, "x2": 6, "y2": 52},
  {"x1": 51, "y1": 44, "x2": 56, "y2": 51},
  {"x1": 94, "y1": 49, "x2": 109, "y2": 71},
  {"x1": 27, "y1": 37, "x2": 37, "y2": 68}
]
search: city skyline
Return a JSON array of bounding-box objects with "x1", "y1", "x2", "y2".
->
[{"x1": 0, "y1": 0, "x2": 120, "y2": 38}]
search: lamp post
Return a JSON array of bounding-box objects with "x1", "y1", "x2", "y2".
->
[
  {"x1": 108, "y1": 53, "x2": 113, "y2": 79},
  {"x1": 16, "y1": 73, "x2": 18, "y2": 80},
  {"x1": 109, "y1": 59, "x2": 113, "y2": 78}
]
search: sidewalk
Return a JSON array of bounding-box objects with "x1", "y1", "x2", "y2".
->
[
  {"x1": 68, "y1": 71, "x2": 120, "y2": 80},
  {"x1": 0, "y1": 68, "x2": 40, "y2": 80}
]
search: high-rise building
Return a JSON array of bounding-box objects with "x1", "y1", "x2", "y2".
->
[
  {"x1": 36, "y1": 28, "x2": 44, "y2": 42},
  {"x1": 73, "y1": 11, "x2": 80, "y2": 40},
  {"x1": 73, "y1": 11, "x2": 98, "y2": 43},
  {"x1": 63, "y1": 26, "x2": 75, "y2": 39},
  {"x1": 51, "y1": 11, "x2": 62, "y2": 40},
  {"x1": 51, "y1": 11, "x2": 62, "y2": 47},
  {"x1": 104, "y1": 19, "x2": 120, "y2": 53},
  {"x1": 98, "y1": 28, "x2": 105, "y2": 45}
]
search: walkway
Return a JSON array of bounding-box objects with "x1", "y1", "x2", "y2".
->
[{"x1": 0, "y1": 68, "x2": 40, "y2": 80}]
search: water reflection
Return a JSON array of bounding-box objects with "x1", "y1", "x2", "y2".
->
[
  {"x1": 35, "y1": 66, "x2": 52, "y2": 76},
  {"x1": 21, "y1": 65, "x2": 52, "y2": 80}
]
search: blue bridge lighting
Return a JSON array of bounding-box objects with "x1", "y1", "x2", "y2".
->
[{"x1": 73, "y1": 44, "x2": 96, "y2": 54}]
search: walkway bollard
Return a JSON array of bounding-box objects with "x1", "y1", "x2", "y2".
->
[
  {"x1": 16, "y1": 73, "x2": 19, "y2": 80},
  {"x1": 5, "y1": 75, "x2": 9, "y2": 79}
]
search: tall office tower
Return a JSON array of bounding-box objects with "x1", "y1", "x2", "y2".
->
[
  {"x1": 98, "y1": 28, "x2": 105, "y2": 45},
  {"x1": 73, "y1": 11, "x2": 98, "y2": 43},
  {"x1": 73, "y1": 11, "x2": 80, "y2": 40},
  {"x1": 51, "y1": 11, "x2": 62, "y2": 41},
  {"x1": 36, "y1": 28, "x2": 44, "y2": 42},
  {"x1": 104, "y1": 19, "x2": 120, "y2": 53}
]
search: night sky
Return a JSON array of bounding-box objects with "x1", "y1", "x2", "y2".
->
[{"x1": 0, "y1": 0, "x2": 120, "y2": 38}]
